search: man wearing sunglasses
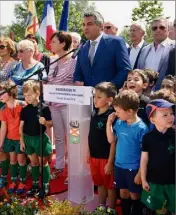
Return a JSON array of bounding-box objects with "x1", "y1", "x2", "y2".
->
[
  {"x1": 137, "y1": 17, "x2": 175, "y2": 91},
  {"x1": 103, "y1": 22, "x2": 118, "y2": 36}
]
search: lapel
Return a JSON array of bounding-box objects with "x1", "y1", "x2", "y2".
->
[
  {"x1": 142, "y1": 44, "x2": 152, "y2": 67},
  {"x1": 92, "y1": 34, "x2": 108, "y2": 67},
  {"x1": 134, "y1": 41, "x2": 147, "y2": 69},
  {"x1": 157, "y1": 44, "x2": 171, "y2": 72},
  {"x1": 84, "y1": 41, "x2": 91, "y2": 68}
]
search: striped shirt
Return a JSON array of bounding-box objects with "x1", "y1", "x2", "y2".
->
[{"x1": 47, "y1": 56, "x2": 77, "y2": 107}]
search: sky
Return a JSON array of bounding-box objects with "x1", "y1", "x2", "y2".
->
[{"x1": 0, "y1": 1, "x2": 175, "y2": 32}]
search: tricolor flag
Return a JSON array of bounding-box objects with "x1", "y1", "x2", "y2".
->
[
  {"x1": 25, "y1": 0, "x2": 43, "y2": 51},
  {"x1": 59, "y1": 0, "x2": 70, "y2": 31},
  {"x1": 39, "y1": 0, "x2": 56, "y2": 50}
]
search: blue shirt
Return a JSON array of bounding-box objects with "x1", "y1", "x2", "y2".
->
[
  {"x1": 113, "y1": 118, "x2": 148, "y2": 170},
  {"x1": 9, "y1": 62, "x2": 47, "y2": 100}
]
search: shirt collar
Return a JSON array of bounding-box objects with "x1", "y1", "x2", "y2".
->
[
  {"x1": 152, "y1": 37, "x2": 169, "y2": 48},
  {"x1": 90, "y1": 32, "x2": 103, "y2": 44},
  {"x1": 132, "y1": 39, "x2": 144, "y2": 49}
]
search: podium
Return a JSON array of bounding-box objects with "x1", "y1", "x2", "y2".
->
[{"x1": 43, "y1": 85, "x2": 94, "y2": 204}]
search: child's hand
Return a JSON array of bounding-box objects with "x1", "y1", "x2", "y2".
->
[
  {"x1": 0, "y1": 143, "x2": 4, "y2": 151},
  {"x1": 39, "y1": 117, "x2": 46, "y2": 125},
  {"x1": 107, "y1": 113, "x2": 116, "y2": 125},
  {"x1": 142, "y1": 180, "x2": 150, "y2": 192},
  {"x1": 20, "y1": 142, "x2": 25, "y2": 152},
  {"x1": 134, "y1": 172, "x2": 142, "y2": 185},
  {"x1": 104, "y1": 162, "x2": 113, "y2": 175}
]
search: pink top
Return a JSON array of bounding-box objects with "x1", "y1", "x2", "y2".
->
[{"x1": 47, "y1": 56, "x2": 77, "y2": 107}]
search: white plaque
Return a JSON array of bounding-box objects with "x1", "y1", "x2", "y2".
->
[{"x1": 43, "y1": 85, "x2": 93, "y2": 105}]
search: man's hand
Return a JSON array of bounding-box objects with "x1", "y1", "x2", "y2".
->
[
  {"x1": 104, "y1": 162, "x2": 113, "y2": 175},
  {"x1": 107, "y1": 112, "x2": 116, "y2": 125},
  {"x1": 74, "y1": 81, "x2": 84, "y2": 86}
]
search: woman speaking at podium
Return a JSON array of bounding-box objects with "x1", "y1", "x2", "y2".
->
[{"x1": 48, "y1": 31, "x2": 77, "y2": 174}]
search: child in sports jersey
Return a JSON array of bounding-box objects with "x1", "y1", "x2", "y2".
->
[
  {"x1": 0, "y1": 80, "x2": 27, "y2": 194},
  {"x1": 20, "y1": 80, "x2": 52, "y2": 196},
  {"x1": 88, "y1": 82, "x2": 117, "y2": 215}
]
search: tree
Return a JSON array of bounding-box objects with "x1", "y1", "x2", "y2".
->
[
  {"x1": 119, "y1": 26, "x2": 130, "y2": 45},
  {"x1": 132, "y1": 1, "x2": 164, "y2": 25},
  {"x1": 8, "y1": 0, "x2": 96, "y2": 42},
  {"x1": 131, "y1": 0, "x2": 164, "y2": 43}
]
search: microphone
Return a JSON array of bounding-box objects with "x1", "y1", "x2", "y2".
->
[{"x1": 72, "y1": 40, "x2": 85, "y2": 59}]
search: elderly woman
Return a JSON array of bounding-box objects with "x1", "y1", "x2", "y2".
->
[
  {"x1": 9, "y1": 39, "x2": 47, "y2": 100},
  {"x1": 48, "y1": 31, "x2": 77, "y2": 173},
  {"x1": 0, "y1": 36, "x2": 17, "y2": 82},
  {"x1": 70, "y1": 32, "x2": 81, "y2": 49}
]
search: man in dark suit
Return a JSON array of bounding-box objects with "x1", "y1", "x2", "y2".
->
[
  {"x1": 167, "y1": 19, "x2": 176, "y2": 76},
  {"x1": 128, "y1": 23, "x2": 147, "y2": 69},
  {"x1": 73, "y1": 11, "x2": 131, "y2": 89}
]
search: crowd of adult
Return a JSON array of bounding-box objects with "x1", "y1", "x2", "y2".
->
[{"x1": 0, "y1": 10, "x2": 175, "y2": 215}]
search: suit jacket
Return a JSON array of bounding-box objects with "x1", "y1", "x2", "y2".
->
[
  {"x1": 128, "y1": 41, "x2": 147, "y2": 69},
  {"x1": 137, "y1": 38, "x2": 175, "y2": 90},
  {"x1": 73, "y1": 34, "x2": 131, "y2": 89},
  {"x1": 167, "y1": 47, "x2": 175, "y2": 76}
]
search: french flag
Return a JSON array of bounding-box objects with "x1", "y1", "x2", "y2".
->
[{"x1": 39, "y1": 0, "x2": 56, "y2": 50}]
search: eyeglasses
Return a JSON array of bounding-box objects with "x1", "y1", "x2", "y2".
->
[
  {"x1": 152, "y1": 26, "x2": 166, "y2": 31},
  {"x1": 104, "y1": 26, "x2": 112, "y2": 30},
  {"x1": 0, "y1": 45, "x2": 8, "y2": 50}
]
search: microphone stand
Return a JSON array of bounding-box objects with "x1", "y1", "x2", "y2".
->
[{"x1": 0, "y1": 48, "x2": 76, "y2": 200}]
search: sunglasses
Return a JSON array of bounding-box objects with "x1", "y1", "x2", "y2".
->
[
  {"x1": 152, "y1": 26, "x2": 166, "y2": 31},
  {"x1": 18, "y1": 49, "x2": 27, "y2": 53},
  {"x1": 104, "y1": 26, "x2": 112, "y2": 30},
  {"x1": 0, "y1": 45, "x2": 8, "y2": 50}
]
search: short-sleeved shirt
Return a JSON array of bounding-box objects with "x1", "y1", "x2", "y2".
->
[
  {"x1": 88, "y1": 107, "x2": 114, "y2": 159},
  {"x1": 20, "y1": 103, "x2": 52, "y2": 136},
  {"x1": 113, "y1": 118, "x2": 148, "y2": 170},
  {"x1": 9, "y1": 62, "x2": 47, "y2": 100},
  {"x1": 1, "y1": 100, "x2": 25, "y2": 140},
  {"x1": 142, "y1": 127, "x2": 175, "y2": 184}
]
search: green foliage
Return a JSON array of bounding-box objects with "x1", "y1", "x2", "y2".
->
[
  {"x1": 7, "y1": 0, "x2": 96, "y2": 42},
  {"x1": 119, "y1": 26, "x2": 131, "y2": 46},
  {"x1": 132, "y1": 0, "x2": 164, "y2": 25}
]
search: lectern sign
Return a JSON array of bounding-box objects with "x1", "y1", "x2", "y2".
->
[{"x1": 43, "y1": 85, "x2": 93, "y2": 105}]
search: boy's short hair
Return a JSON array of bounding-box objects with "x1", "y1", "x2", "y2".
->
[
  {"x1": 94, "y1": 82, "x2": 117, "y2": 98},
  {"x1": 162, "y1": 75, "x2": 176, "y2": 91},
  {"x1": 143, "y1": 69, "x2": 159, "y2": 85},
  {"x1": 22, "y1": 80, "x2": 40, "y2": 94},
  {"x1": 150, "y1": 89, "x2": 176, "y2": 104},
  {"x1": 113, "y1": 90, "x2": 140, "y2": 111},
  {"x1": 0, "y1": 80, "x2": 17, "y2": 98},
  {"x1": 128, "y1": 69, "x2": 149, "y2": 84},
  {"x1": 146, "y1": 99, "x2": 175, "y2": 118}
]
